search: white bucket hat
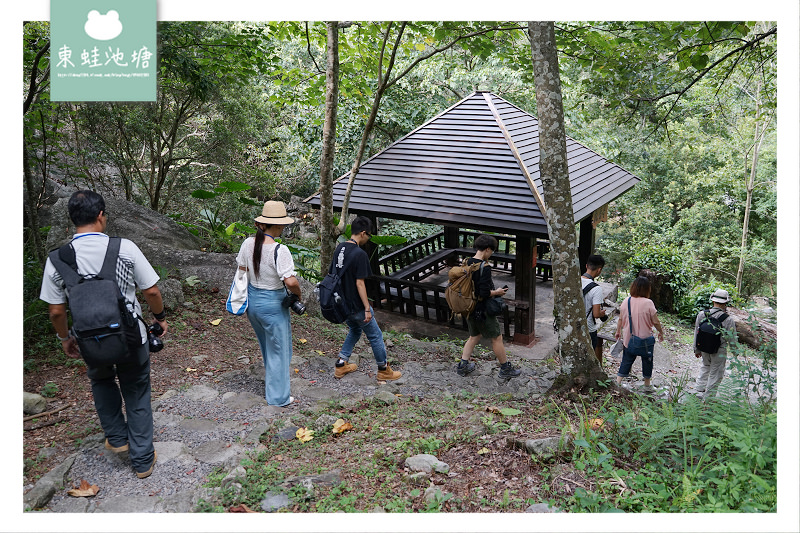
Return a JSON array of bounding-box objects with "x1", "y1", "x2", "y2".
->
[
  {"x1": 254, "y1": 201, "x2": 295, "y2": 225},
  {"x1": 710, "y1": 289, "x2": 730, "y2": 303}
]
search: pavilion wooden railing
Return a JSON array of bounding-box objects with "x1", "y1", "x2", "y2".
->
[
  {"x1": 378, "y1": 232, "x2": 447, "y2": 280},
  {"x1": 372, "y1": 229, "x2": 519, "y2": 337}
]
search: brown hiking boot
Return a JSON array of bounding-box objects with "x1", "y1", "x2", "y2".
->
[
  {"x1": 334, "y1": 362, "x2": 358, "y2": 379},
  {"x1": 377, "y1": 364, "x2": 401, "y2": 381},
  {"x1": 105, "y1": 439, "x2": 129, "y2": 454},
  {"x1": 136, "y1": 450, "x2": 157, "y2": 479}
]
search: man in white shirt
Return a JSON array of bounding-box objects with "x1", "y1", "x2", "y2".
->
[
  {"x1": 40, "y1": 190, "x2": 167, "y2": 479},
  {"x1": 581, "y1": 254, "x2": 608, "y2": 364}
]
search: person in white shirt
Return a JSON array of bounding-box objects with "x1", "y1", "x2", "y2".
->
[
  {"x1": 40, "y1": 190, "x2": 166, "y2": 479},
  {"x1": 581, "y1": 254, "x2": 608, "y2": 364},
  {"x1": 236, "y1": 201, "x2": 301, "y2": 407}
]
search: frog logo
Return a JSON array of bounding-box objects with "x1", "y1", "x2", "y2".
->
[{"x1": 84, "y1": 10, "x2": 123, "y2": 41}]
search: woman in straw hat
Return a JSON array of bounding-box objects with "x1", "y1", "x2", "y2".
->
[{"x1": 235, "y1": 201, "x2": 301, "y2": 406}]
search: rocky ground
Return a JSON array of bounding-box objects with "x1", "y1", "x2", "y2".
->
[{"x1": 22, "y1": 284, "x2": 773, "y2": 513}]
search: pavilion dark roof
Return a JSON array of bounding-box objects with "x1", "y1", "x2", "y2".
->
[{"x1": 306, "y1": 91, "x2": 639, "y2": 236}]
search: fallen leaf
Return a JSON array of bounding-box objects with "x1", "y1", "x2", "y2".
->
[
  {"x1": 332, "y1": 419, "x2": 353, "y2": 434},
  {"x1": 587, "y1": 418, "x2": 605, "y2": 431},
  {"x1": 296, "y1": 427, "x2": 315, "y2": 443},
  {"x1": 186, "y1": 367, "x2": 198, "y2": 372},
  {"x1": 477, "y1": 447, "x2": 490, "y2": 455},
  {"x1": 210, "y1": 318, "x2": 222, "y2": 326},
  {"x1": 229, "y1": 503, "x2": 257, "y2": 513},
  {"x1": 294, "y1": 368, "x2": 299, "y2": 373},
  {"x1": 298, "y1": 338, "x2": 308, "y2": 344},
  {"x1": 499, "y1": 408, "x2": 522, "y2": 416},
  {"x1": 314, "y1": 350, "x2": 324, "y2": 355},
  {"x1": 67, "y1": 479, "x2": 99, "y2": 498}
]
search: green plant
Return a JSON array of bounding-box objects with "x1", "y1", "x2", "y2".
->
[
  {"x1": 571, "y1": 392, "x2": 777, "y2": 512},
  {"x1": 181, "y1": 181, "x2": 260, "y2": 252},
  {"x1": 627, "y1": 244, "x2": 694, "y2": 305},
  {"x1": 184, "y1": 275, "x2": 202, "y2": 287},
  {"x1": 724, "y1": 315, "x2": 777, "y2": 414},
  {"x1": 677, "y1": 280, "x2": 742, "y2": 319},
  {"x1": 23, "y1": 251, "x2": 59, "y2": 362},
  {"x1": 40, "y1": 382, "x2": 59, "y2": 398}
]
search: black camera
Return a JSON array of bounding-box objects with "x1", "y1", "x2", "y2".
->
[
  {"x1": 148, "y1": 322, "x2": 164, "y2": 352},
  {"x1": 282, "y1": 293, "x2": 307, "y2": 315}
]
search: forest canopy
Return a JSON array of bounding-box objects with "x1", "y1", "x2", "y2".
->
[{"x1": 23, "y1": 20, "x2": 777, "y2": 300}]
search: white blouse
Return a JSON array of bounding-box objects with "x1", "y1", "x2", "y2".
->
[{"x1": 236, "y1": 237, "x2": 297, "y2": 290}]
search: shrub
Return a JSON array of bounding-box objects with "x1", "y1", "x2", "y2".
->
[
  {"x1": 627, "y1": 245, "x2": 694, "y2": 299},
  {"x1": 677, "y1": 280, "x2": 742, "y2": 319}
]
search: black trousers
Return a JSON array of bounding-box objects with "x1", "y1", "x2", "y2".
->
[{"x1": 86, "y1": 341, "x2": 154, "y2": 473}]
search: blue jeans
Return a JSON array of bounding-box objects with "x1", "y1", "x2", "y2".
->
[
  {"x1": 338, "y1": 306, "x2": 387, "y2": 367},
  {"x1": 617, "y1": 346, "x2": 654, "y2": 379},
  {"x1": 246, "y1": 285, "x2": 292, "y2": 406},
  {"x1": 87, "y1": 340, "x2": 154, "y2": 472}
]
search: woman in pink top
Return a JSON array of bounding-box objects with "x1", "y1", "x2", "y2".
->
[{"x1": 614, "y1": 276, "x2": 665, "y2": 392}]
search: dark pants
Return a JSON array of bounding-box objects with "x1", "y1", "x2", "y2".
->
[
  {"x1": 86, "y1": 341, "x2": 154, "y2": 472},
  {"x1": 616, "y1": 346, "x2": 654, "y2": 380},
  {"x1": 590, "y1": 331, "x2": 603, "y2": 363}
]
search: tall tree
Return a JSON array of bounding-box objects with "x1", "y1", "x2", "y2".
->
[
  {"x1": 331, "y1": 22, "x2": 524, "y2": 236},
  {"x1": 318, "y1": 21, "x2": 341, "y2": 275},
  {"x1": 528, "y1": 21, "x2": 605, "y2": 391},
  {"x1": 23, "y1": 22, "x2": 53, "y2": 263}
]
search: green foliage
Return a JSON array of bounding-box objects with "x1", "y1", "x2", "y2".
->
[
  {"x1": 725, "y1": 316, "x2": 777, "y2": 414},
  {"x1": 627, "y1": 244, "x2": 694, "y2": 302},
  {"x1": 565, "y1": 394, "x2": 777, "y2": 512},
  {"x1": 179, "y1": 181, "x2": 258, "y2": 252},
  {"x1": 40, "y1": 382, "x2": 59, "y2": 398},
  {"x1": 677, "y1": 280, "x2": 741, "y2": 319},
  {"x1": 23, "y1": 252, "x2": 59, "y2": 366},
  {"x1": 281, "y1": 241, "x2": 322, "y2": 283}
]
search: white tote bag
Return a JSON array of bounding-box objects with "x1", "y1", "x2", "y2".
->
[{"x1": 226, "y1": 267, "x2": 249, "y2": 315}]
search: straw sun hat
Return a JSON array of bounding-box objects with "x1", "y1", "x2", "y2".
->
[{"x1": 254, "y1": 201, "x2": 295, "y2": 225}]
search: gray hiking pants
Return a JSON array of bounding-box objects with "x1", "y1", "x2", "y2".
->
[
  {"x1": 695, "y1": 351, "x2": 727, "y2": 399},
  {"x1": 86, "y1": 341, "x2": 154, "y2": 473}
]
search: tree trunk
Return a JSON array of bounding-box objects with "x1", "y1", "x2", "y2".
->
[
  {"x1": 23, "y1": 145, "x2": 45, "y2": 263},
  {"x1": 319, "y1": 21, "x2": 340, "y2": 276},
  {"x1": 528, "y1": 22, "x2": 605, "y2": 393},
  {"x1": 736, "y1": 80, "x2": 769, "y2": 294},
  {"x1": 337, "y1": 22, "x2": 406, "y2": 234}
]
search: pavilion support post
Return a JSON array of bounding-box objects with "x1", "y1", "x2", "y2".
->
[
  {"x1": 578, "y1": 216, "x2": 595, "y2": 273},
  {"x1": 513, "y1": 234, "x2": 536, "y2": 345},
  {"x1": 443, "y1": 226, "x2": 460, "y2": 265},
  {"x1": 365, "y1": 213, "x2": 380, "y2": 303}
]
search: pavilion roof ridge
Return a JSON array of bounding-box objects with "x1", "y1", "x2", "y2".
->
[{"x1": 305, "y1": 91, "x2": 640, "y2": 236}]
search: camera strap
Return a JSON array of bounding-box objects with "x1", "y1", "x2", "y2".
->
[{"x1": 274, "y1": 243, "x2": 291, "y2": 297}]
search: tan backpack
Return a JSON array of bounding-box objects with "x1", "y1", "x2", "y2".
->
[{"x1": 445, "y1": 259, "x2": 484, "y2": 317}]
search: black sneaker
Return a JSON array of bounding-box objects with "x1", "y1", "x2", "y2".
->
[
  {"x1": 456, "y1": 360, "x2": 476, "y2": 376},
  {"x1": 498, "y1": 362, "x2": 521, "y2": 379}
]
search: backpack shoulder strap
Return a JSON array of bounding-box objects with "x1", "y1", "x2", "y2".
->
[
  {"x1": 582, "y1": 281, "x2": 598, "y2": 297},
  {"x1": 48, "y1": 244, "x2": 82, "y2": 289},
  {"x1": 99, "y1": 237, "x2": 121, "y2": 281}
]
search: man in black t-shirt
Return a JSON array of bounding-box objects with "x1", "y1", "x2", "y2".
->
[{"x1": 332, "y1": 216, "x2": 401, "y2": 382}]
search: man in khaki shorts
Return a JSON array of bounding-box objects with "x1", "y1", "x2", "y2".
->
[{"x1": 455, "y1": 234, "x2": 521, "y2": 379}]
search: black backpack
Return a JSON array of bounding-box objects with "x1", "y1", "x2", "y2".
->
[
  {"x1": 48, "y1": 237, "x2": 143, "y2": 368},
  {"x1": 695, "y1": 309, "x2": 729, "y2": 354},
  {"x1": 316, "y1": 243, "x2": 353, "y2": 324}
]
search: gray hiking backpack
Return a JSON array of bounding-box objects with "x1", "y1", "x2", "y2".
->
[{"x1": 48, "y1": 237, "x2": 143, "y2": 367}]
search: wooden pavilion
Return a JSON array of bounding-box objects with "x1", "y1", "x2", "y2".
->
[{"x1": 305, "y1": 91, "x2": 639, "y2": 345}]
